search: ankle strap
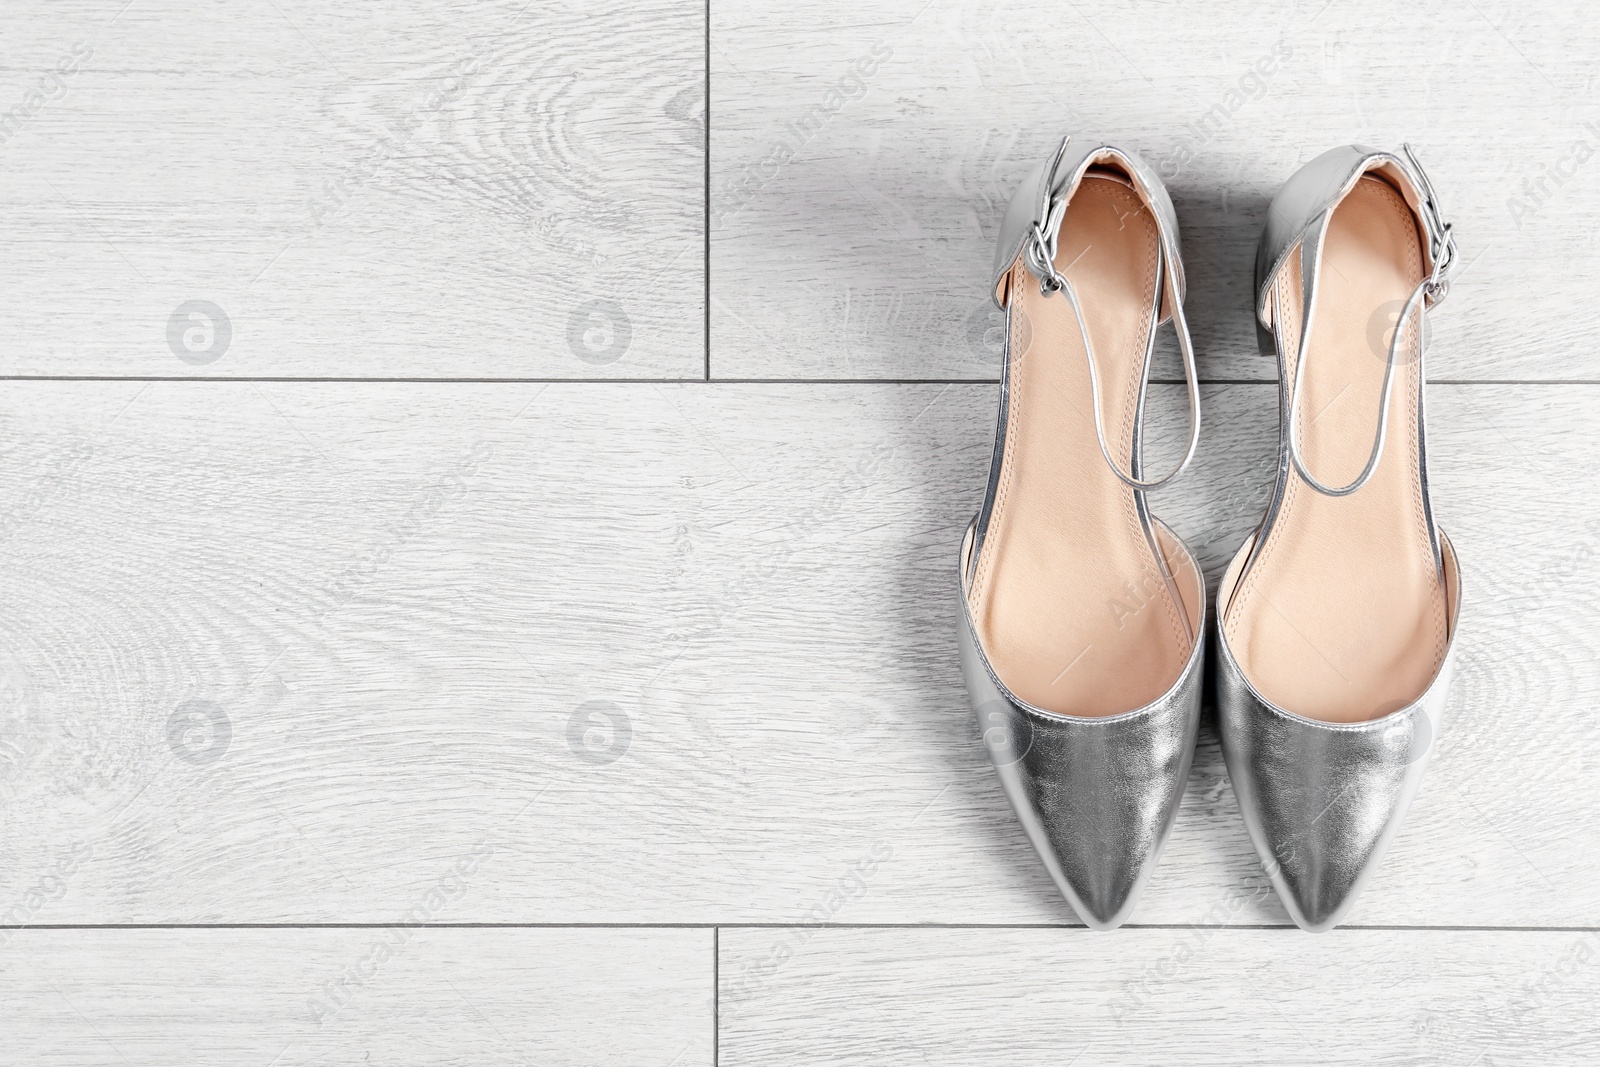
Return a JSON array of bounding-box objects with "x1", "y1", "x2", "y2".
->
[
  {"x1": 1019, "y1": 136, "x2": 1203, "y2": 492},
  {"x1": 1280, "y1": 143, "x2": 1456, "y2": 498}
]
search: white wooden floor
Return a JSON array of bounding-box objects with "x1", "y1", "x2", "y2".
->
[{"x1": 2, "y1": 0, "x2": 1597, "y2": 1063}]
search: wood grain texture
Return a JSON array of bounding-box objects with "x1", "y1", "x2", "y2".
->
[
  {"x1": 710, "y1": 0, "x2": 1600, "y2": 380},
  {"x1": 0, "y1": 380, "x2": 1592, "y2": 927},
  {"x1": 0, "y1": 0, "x2": 704, "y2": 379},
  {"x1": 719, "y1": 927, "x2": 1600, "y2": 1066},
  {"x1": 0, "y1": 927, "x2": 712, "y2": 1065},
  {"x1": 2, "y1": 0, "x2": 1592, "y2": 1055}
]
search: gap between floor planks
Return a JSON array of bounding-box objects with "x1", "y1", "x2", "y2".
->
[
  {"x1": 0, "y1": 378, "x2": 1595, "y2": 385},
  {"x1": 6, "y1": 923, "x2": 1600, "y2": 932}
]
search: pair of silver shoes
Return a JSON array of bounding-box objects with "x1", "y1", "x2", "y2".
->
[{"x1": 959, "y1": 137, "x2": 1463, "y2": 932}]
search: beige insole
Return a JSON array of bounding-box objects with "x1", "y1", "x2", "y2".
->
[
  {"x1": 967, "y1": 172, "x2": 1198, "y2": 717},
  {"x1": 1224, "y1": 175, "x2": 1448, "y2": 722}
]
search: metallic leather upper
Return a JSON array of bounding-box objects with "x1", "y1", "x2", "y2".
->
[
  {"x1": 1248, "y1": 142, "x2": 1450, "y2": 574},
  {"x1": 1222, "y1": 143, "x2": 1464, "y2": 931},
  {"x1": 963, "y1": 136, "x2": 1204, "y2": 930},
  {"x1": 960, "y1": 527, "x2": 1205, "y2": 930},
  {"x1": 971, "y1": 136, "x2": 1195, "y2": 579},
  {"x1": 1214, "y1": 533, "x2": 1463, "y2": 933},
  {"x1": 1253, "y1": 143, "x2": 1453, "y2": 351},
  {"x1": 990, "y1": 136, "x2": 1185, "y2": 311}
]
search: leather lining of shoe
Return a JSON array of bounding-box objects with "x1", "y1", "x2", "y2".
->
[
  {"x1": 1224, "y1": 175, "x2": 1449, "y2": 723},
  {"x1": 967, "y1": 172, "x2": 1199, "y2": 718},
  {"x1": 1218, "y1": 527, "x2": 1460, "y2": 720}
]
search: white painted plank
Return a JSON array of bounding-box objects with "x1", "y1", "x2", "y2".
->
[
  {"x1": 0, "y1": 0, "x2": 704, "y2": 378},
  {"x1": 719, "y1": 927, "x2": 1600, "y2": 1066},
  {"x1": 0, "y1": 381, "x2": 1593, "y2": 926},
  {"x1": 0, "y1": 927, "x2": 711, "y2": 1065},
  {"x1": 711, "y1": 0, "x2": 1598, "y2": 380}
]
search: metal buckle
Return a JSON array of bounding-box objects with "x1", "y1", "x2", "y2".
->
[
  {"x1": 1402, "y1": 143, "x2": 1458, "y2": 305},
  {"x1": 1024, "y1": 136, "x2": 1073, "y2": 296}
]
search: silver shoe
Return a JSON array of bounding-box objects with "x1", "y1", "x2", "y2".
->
[
  {"x1": 959, "y1": 136, "x2": 1205, "y2": 930},
  {"x1": 1216, "y1": 144, "x2": 1465, "y2": 932}
]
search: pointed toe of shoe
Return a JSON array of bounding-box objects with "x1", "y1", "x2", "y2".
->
[
  {"x1": 975, "y1": 691, "x2": 1201, "y2": 930},
  {"x1": 961, "y1": 608, "x2": 1204, "y2": 930},
  {"x1": 1068, "y1": 867, "x2": 1143, "y2": 932},
  {"x1": 1281, "y1": 875, "x2": 1359, "y2": 934},
  {"x1": 1000, "y1": 740, "x2": 1174, "y2": 931},
  {"x1": 1213, "y1": 625, "x2": 1455, "y2": 932},
  {"x1": 1250, "y1": 779, "x2": 1407, "y2": 934},
  {"x1": 1223, "y1": 740, "x2": 1414, "y2": 933}
]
